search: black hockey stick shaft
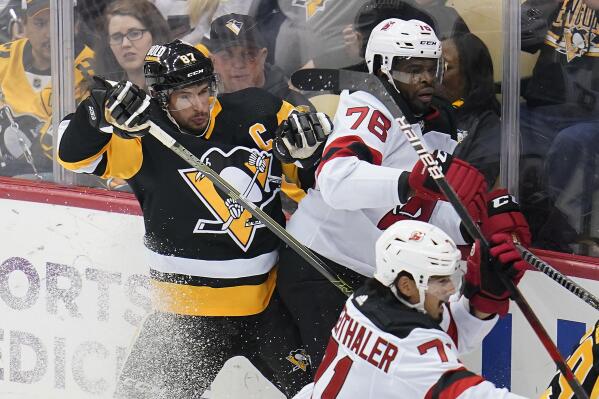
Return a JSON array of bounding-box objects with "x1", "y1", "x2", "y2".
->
[
  {"x1": 291, "y1": 68, "x2": 588, "y2": 399},
  {"x1": 147, "y1": 121, "x2": 353, "y2": 297},
  {"x1": 516, "y1": 244, "x2": 599, "y2": 311}
]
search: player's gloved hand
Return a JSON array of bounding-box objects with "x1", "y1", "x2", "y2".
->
[
  {"x1": 464, "y1": 234, "x2": 530, "y2": 316},
  {"x1": 408, "y1": 150, "x2": 488, "y2": 222},
  {"x1": 225, "y1": 198, "x2": 243, "y2": 219},
  {"x1": 480, "y1": 189, "x2": 532, "y2": 247},
  {"x1": 273, "y1": 111, "x2": 333, "y2": 167},
  {"x1": 104, "y1": 80, "x2": 152, "y2": 139}
]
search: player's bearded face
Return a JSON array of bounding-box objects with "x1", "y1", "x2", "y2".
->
[
  {"x1": 391, "y1": 58, "x2": 440, "y2": 115},
  {"x1": 167, "y1": 83, "x2": 213, "y2": 134}
]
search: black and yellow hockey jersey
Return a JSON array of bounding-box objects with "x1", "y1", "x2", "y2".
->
[
  {"x1": 542, "y1": 320, "x2": 599, "y2": 398},
  {"x1": 58, "y1": 87, "x2": 306, "y2": 317},
  {"x1": 0, "y1": 38, "x2": 93, "y2": 177}
]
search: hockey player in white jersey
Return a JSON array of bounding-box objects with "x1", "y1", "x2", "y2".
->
[
  {"x1": 272, "y1": 17, "x2": 530, "y2": 372},
  {"x1": 294, "y1": 220, "x2": 530, "y2": 399}
]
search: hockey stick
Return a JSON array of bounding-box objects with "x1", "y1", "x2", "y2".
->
[
  {"x1": 291, "y1": 68, "x2": 589, "y2": 399},
  {"x1": 516, "y1": 244, "x2": 599, "y2": 311},
  {"x1": 291, "y1": 68, "x2": 598, "y2": 308},
  {"x1": 146, "y1": 121, "x2": 353, "y2": 297}
]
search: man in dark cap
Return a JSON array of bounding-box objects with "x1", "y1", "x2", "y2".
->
[
  {"x1": 209, "y1": 13, "x2": 315, "y2": 212},
  {"x1": 209, "y1": 13, "x2": 312, "y2": 110}
]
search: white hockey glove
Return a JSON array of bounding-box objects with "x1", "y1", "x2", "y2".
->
[
  {"x1": 225, "y1": 198, "x2": 243, "y2": 219},
  {"x1": 248, "y1": 151, "x2": 267, "y2": 172},
  {"x1": 104, "y1": 80, "x2": 152, "y2": 139},
  {"x1": 273, "y1": 111, "x2": 333, "y2": 167}
]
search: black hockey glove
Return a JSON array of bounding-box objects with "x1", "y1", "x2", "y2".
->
[
  {"x1": 273, "y1": 111, "x2": 333, "y2": 168},
  {"x1": 104, "y1": 80, "x2": 153, "y2": 139},
  {"x1": 86, "y1": 77, "x2": 153, "y2": 139}
]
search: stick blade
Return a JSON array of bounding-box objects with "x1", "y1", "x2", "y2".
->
[
  {"x1": 291, "y1": 68, "x2": 340, "y2": 92},
  {"x1": 291, "y1": 68, "x2": 403, "y2": 119}
]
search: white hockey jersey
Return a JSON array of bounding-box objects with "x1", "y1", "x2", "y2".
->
[
  {"x1": 287, "y1": 89, "x2": 466, "y2": 276},
  {"x1": 294, "y1": 282, "x2": 527, "y2": 399}
]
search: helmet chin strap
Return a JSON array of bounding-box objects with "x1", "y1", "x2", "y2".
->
[{"x1": 390, "y1": 284, "x2": 427, "y2": 313}]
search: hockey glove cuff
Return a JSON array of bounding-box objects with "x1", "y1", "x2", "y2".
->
[
  {"x1": 273, "y1": 111, "x2": 333, "y2": 167},
  {"x1": 480, "y1": 189, "x2": 532, "y2": 247}
]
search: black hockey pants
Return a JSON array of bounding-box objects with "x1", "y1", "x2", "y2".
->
[
  {"x1": 276, "y1": 244, "x2": 367, "y2": 374},
  {"x1": 114, "y1": 290, "x2": 311, "y2": 398}
]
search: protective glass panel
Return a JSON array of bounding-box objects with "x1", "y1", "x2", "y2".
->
[{"x1": 518, "y1": 0, "x2": 599, "y2": 257}]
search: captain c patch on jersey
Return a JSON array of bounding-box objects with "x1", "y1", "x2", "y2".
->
[{"x1": 179, "y1": 146, "x2": 282, "y2": 251}]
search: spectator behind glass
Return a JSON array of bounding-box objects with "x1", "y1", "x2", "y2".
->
[
  {"x1": 209, "y1": 13, "x2": 314, "y2": 213},
  {"x1": 519, "y1": 0, "x2": 599, "y2": 252},
  {"x1": 95, "y1": 0, "x2": 171, "y2": 90},
  {"x1": 407, "y1": 0, "x2": 470, "y2": 39},
  {"x1": 0, "y1": 0, "x2": 93, "y2": 179},
  {"x1": 153, "y1": 0, "x2": 251, "y2": 46},
  {"x1": 208, "y1": 13, "x2": 312, "y2": 109},
  {"x1": 440, "y1": 33, "x2": 501, "y2": 187}
]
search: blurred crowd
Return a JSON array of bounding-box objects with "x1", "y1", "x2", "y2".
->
[{"x1": 0, "y1": 0, "x2": 597, "y2": 256}]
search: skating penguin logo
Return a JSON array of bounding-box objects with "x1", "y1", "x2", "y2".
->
[
  {"x1": 179, "y1": 146, "x2": 282, "y2": 251},
  {"x1": 292, "y1": 0, "x2": 327, "y2": 20}
]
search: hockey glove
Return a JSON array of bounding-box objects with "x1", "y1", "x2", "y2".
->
[
  {"x1": 408, "y1": 150, "x2": 488, "y2": 222},
  {"x1": 480, "y1": 189, "x2": 532, "y2": 247},
  {"x1": 104, "y1": 80, "x2": 152, "y2": 139},
  {"x1": 273, "y1": 111, "x2": 333, "y2": 168},
  {"x1": 464, "y1": 234, "x2": 530, "y2": 316}
]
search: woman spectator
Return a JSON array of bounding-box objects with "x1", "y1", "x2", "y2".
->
[
  {"x1": 94, "y1": 0, "x2": 170, "y2": 89},
  {"x1": 439, "y1": 32, "x2": 501, "y2": 186},
  {"x1": 92, "y1": 0, "x2": 170, "y2": 190}
]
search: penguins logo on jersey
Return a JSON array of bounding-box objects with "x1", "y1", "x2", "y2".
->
[
  {"x1": 286, "y1": 349, "x2": 311, "y2": 372},
  {"x1": 292, "y1": 0, "x2": 327, "y2": 20},
  {"x1": 550, "y1": 0, "x2": 599, "y2": 62},
  {"x1": 180, "y1": 146, "x2": 281, "y2": 251}
]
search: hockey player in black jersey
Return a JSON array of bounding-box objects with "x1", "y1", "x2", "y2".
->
[{"x1": 57, "y1": 40, "x2": 332, "y2": 398}]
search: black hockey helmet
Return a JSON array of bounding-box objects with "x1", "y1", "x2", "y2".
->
[{"x1": 144, "y1": 39, "x2": 217, "y2": 107}]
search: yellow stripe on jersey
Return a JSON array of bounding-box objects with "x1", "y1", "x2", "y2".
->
[
  {"x1": 204, "y1": 99, "x2": 222, "y2": 140},
  {"x1": 282, "y1": 163, "x2": 306, "y2": 202},
  {"x1": 103, "y1": 135, "x2": 143, "y2": 179},
  {"x1": 277, "y1": 100, "x2": 296, "y2": 125},
  {"x1": 277, "y1": 100, "x2": 307, "y2": 203},
  {"x1": 150, "y1": 268, "x2": 277, "y2": 316},
  {"x1": 194, "y1": 43, "x2": 210, "y2": 57}
]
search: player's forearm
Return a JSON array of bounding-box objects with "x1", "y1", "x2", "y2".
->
[
  {"x1": 318, "y1": 157, "x2": 407, "y2": 210},
  {"x1": 57, "y1": 100, "x2": 111, "y2": 167}
]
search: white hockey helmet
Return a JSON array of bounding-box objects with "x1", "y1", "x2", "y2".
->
[
  {"x1": 374, "y1": 220, "x2": 462, "y2": 312},
  {"x1": 365, "y1": 18, "x2": 443, "y2": 83}
]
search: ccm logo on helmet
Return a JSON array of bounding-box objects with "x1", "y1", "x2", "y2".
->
[
  {"x1": 420, "y1": 41, "x2": 438, "y2": 46},
  {"x1": 187, "y1": 69, "x2": 205, "y2": 78}
]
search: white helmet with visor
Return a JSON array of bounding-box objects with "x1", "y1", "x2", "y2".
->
[
  {"x1": 365, "y1": 18, "x2": 443, "y2": 85},
  {"x1": 374, "y1": 220, "x2": 462, "y2": 313}
]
